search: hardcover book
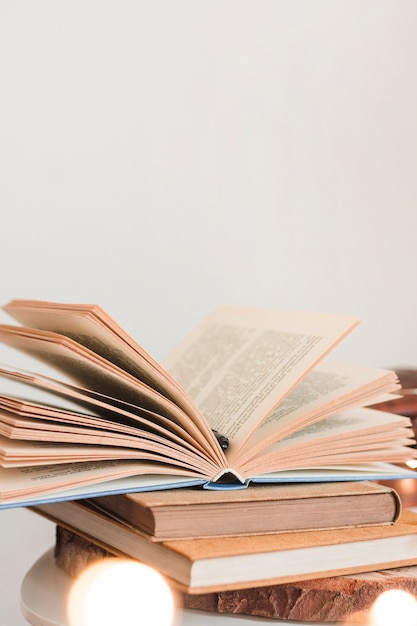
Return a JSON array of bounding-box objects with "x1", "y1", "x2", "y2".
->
[
  {"x1": 91, "y1": 481, "x2": 402, "y2": 541},
  {"x1": 33, "y1": 501, "x2": 417, "y2": 593},
  {"x1": 0, "y1": 299, "x2": 415, "y2": 508},
  {"x1": 54, "y1": 526, "x2": 417, "y2": 623}
]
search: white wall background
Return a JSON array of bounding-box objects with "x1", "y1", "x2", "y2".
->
[{"x1": 1, "y1": 2, "x2": 417, "y2": 624}]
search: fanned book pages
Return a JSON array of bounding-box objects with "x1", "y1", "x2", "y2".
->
[{"x1": 0, "y1": 299, "x2": 415, "y2": 508}]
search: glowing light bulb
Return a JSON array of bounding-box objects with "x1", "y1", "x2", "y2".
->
[
  {"x1": 370, "y1": 589, "x2": 417, "y2": 626},
  {"x1": 67, "y1": 558, "x2": 177, "y2": 626}
]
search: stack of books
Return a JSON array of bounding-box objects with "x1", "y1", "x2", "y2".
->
[
  {"x1": 48, "y1": 492, "x2": 417, "y2": 623},
  {"x1": 36, "y1": 481, "x2": 417, "y2": 591},
  {"x1": 0, "y1": 299, "x2": 417, "y2": 621}
]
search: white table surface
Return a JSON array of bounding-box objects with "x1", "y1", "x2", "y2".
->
[{"x1": 1, "y1": 507, "x2": 55, "y2": 626}]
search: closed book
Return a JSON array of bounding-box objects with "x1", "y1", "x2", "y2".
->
[
  {"x1": 53, "y1": 526, "x2": 417, "y2": 623},
  {"x1": 32, "y1": 501, "x2": 417, "y2": 594},
  {"x1": 91, "y1": 481, "x2": 401, "y2": 541}
]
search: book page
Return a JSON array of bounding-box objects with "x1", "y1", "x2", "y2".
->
[
  {"x1": 0, "y1": 327, "x2": 224, "y2": 464},
  {"x1": 0, "y1": 368, "x2": 214, "y2": 457},
  {"x1": 0, "y1": 405, "x2": 220, "y2": 478},
  {"x1": 0, "y1": 462, "x2": 205, "y2": 506},
  {"x1": 2, "y1": 300, "x2": 211, "y2": 440},
  {"x1": 227, "y1": 361, "x2": 400, "y2": 463},
  {"x1": 0, "y1": 435, "x2": 220, "y2": 478},
  {"x1": 164, "y1": 306, "x2": 360, "y2": 450},
  {"x1": 236, "y1": 408, "x2": 416, "y2": 477}
]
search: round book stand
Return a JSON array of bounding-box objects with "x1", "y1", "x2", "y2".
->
[{"x1": 21, "y1": 549, "x2": 314, "y2": 626}]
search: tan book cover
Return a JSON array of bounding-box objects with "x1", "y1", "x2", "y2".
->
[
  {"x1": 32, "y1": 501, "x2": 417, "y2": 593},
  {"x1": 92, "y1": 480, "x2": 401, "y2": 540}
]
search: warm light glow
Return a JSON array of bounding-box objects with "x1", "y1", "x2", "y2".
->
[
  {"x1": 370, "y1": 590, "x2": 417, "y2": 626},
  {"x1": 67, "y1": 558, "x2": 176, "y2": 626},
  {"x1": 406, "y1": 460, "x2": 417, "y2": 469}
]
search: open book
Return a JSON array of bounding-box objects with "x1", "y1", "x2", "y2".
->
[{"x1": 0, "y1": 299, "x2": 415, "y2": 508}]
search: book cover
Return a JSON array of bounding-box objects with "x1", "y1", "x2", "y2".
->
[{"x1": 91, "y1": 481, "x2": 402, "y2": 540}]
